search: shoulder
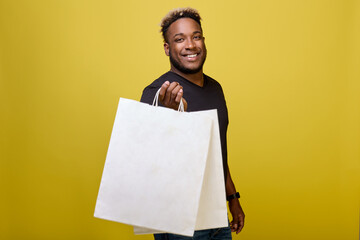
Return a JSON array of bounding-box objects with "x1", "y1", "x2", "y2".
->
[{"x1": 204, "y1": 74, "x2": 224, "y2": 93}]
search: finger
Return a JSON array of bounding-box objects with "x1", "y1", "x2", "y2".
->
[
  {"x1": 236, "y1": 221, "x2": 241, "y2": 234},
  {"x1": 231, "y1": 215, "x2": 239, "y2": 233},
  {"x1": 171, "y1": 85, "x2": 182, "y2": 104},
  {"x1": 183, "y1": 98, "x2": 188, "y2": 111},
  {"x1": 233, "y1": 223, "x2": 238, "y2": 233},
  {"x1": 237, "y1": 222, "x2": 244, "y2": 234},
  {"x1": 237, "y1": 214, "x2": 245, "y2": 234},
  {"x1": 164, "y1": 82, "x2": 178, "y2": 105},
  {"x1": 236, "y1": 224, "x2": 243, "y2": 234},
  {"x1": 174, "y1": 88, "x2": 183, "y2": 104},
  {"x1": 159, "y1": 81, "x2": 170, "y2": 102},
  {"x1": 230, "y1": 220, "x2": 237, "y2": 232}
]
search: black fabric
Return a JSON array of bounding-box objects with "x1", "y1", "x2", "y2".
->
[{"x1": 140, "y1": 71, "x2": 229, "y2": 182}]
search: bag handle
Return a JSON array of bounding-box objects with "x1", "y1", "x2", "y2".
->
[{"x1": 152, "y1": 88, "x2": 184, "y2": 112}]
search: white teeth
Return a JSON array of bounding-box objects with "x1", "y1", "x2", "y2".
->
[{"x1": 186, "y1": 54, "x2": 197, "y2": 58}]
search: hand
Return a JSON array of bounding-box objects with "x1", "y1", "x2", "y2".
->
[
  {"x1": 159, "y1": 81, "x2": 187, "y2": 111},
  {"x1": 229, "y1": 198, "x2": 245, "y2": 234}
]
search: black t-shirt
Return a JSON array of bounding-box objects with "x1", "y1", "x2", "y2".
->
[{"x1": 140, "y1": 71, "x2": 229, "y2": 181}]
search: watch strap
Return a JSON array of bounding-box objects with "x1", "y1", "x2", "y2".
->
[{"x1": 226, "y1": 192, "x2": 240, "y2": 201}]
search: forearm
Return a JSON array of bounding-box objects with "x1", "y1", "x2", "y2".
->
[
  {"x1": 225, "y1": 163, "x2": 245, "y2": 233},
  {"x1": 225, "y1": 164, "x2": 237, "y2": 196}
]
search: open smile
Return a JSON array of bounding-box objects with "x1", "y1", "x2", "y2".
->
[{"x1": 182, "y1": 53, "x2": 200, "y2": 60}]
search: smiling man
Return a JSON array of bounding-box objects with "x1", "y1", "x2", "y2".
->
[{"x1": 140, "y1": 8, "x2": 245, "y2": 240}]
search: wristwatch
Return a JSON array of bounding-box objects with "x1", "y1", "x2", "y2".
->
[{"x1": 226, "y1": 192, "x2": 240, "y2": 201}]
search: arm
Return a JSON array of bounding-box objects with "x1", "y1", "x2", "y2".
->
[{"x1": 225, "y1": 165, "x2": 245, "y2": 234}]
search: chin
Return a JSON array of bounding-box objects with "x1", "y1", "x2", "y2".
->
[{"x1": 180, "y1": 66, "x2": 203, "y2": 74}]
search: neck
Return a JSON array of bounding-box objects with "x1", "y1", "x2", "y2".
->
[{"x1": 170, "y1": 66, "x2": 204, "y2": 87}]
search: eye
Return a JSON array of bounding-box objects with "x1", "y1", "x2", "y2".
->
[
  {"x1": 193, "y1": 35, "x2": 203, "y2": 40},
  {"x1": 175, "y1": 38, "x2": 184, "y2": 42}
]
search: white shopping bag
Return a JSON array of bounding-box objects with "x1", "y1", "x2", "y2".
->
[
  {"x1": 94, "y1": 91, "x2": 228, "y2": 236},
  {"x1": 133, "y1": 109, "x2": 228, "y2": 235}
]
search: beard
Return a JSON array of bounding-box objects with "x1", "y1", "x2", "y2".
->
[{"x1": 169, "y1": 50, "x2": 207, "y2": 74}]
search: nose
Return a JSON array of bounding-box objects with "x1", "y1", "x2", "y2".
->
[{"x1": 185, "y1": 38, "x2": 196, "y2": 49}]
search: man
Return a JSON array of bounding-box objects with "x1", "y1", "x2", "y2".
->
[{"x1": 140, "y1": 8, "x2": 245, "y2": 240}]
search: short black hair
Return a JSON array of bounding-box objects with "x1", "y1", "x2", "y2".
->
[{"x1": 160, "y1": 7, "x2": 202, "y2": 43}]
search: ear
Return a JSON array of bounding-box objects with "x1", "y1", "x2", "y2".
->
[{"x1": 164, "y1": 42, "x2": 170, "y2": 56}]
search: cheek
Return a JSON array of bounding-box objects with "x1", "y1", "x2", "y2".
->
[
  {"x1": 171, "y1": 44, "x2": 184, "y2": 55},
  {"x1": 198, "y1": 42, "x2": 206, "y2": 50}
]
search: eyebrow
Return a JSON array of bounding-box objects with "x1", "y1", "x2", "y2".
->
[{"x1": 173, "y1": 31, "x2": 202, "y2": 38}]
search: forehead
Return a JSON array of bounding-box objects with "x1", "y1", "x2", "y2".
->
[{"x1": 167, "y1": 18, "x2": 202, "y2": 37}]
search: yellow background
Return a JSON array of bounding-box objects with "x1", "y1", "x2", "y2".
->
[{"x1": 1, "y1": 0, "x2": 359, "y2": 239}]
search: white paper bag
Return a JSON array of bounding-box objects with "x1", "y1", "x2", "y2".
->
[
  {"x1": 94, "y1": 94, "x2": 227, "y2": 236},
  {"x1": 133, "y1": 109, "x2": 228, "y2": 235}
]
